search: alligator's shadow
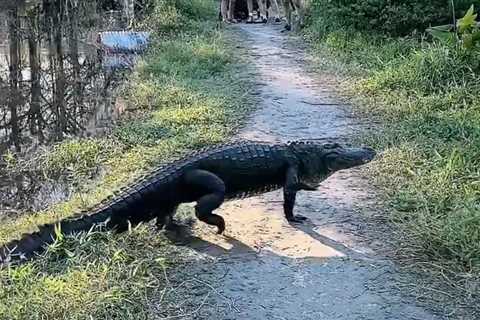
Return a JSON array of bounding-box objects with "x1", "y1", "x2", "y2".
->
[
  {"x1": 285, "y1": 218, "x2": 368, "y2": 259},
  {"x1": 162, "y1": 223, "x2": 260, "y2": 259},
  {"x1": 161, "y1": 214, "x2": 365, "y2": 262}
]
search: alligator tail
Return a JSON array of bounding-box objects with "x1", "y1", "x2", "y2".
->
[
  {"x1": 0, "y1": 206, "x2": 119, "y2": 265},
  {"x1": 0, "y1": 165, "x2": 171, "y2": 266}
]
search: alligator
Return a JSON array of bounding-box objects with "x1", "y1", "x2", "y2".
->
[{"x1": 0, "y1": 140, "x2": 375, "y2": 264}]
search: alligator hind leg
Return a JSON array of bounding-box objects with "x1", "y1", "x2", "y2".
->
[
  {"x1": 196, "y1": 193, "x2": 226, "y2": 234},
  {"x1": 184, "y1": 169, "x2": 226, "y2": 234}
]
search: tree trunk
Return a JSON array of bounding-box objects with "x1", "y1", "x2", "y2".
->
[
  {"x1": 27, "y1": 5, "x2": 44, "y2": 141},
  {"x1": 7, "y1": 7, "x2": 22, "y2": 152},
  {"x1": 124, "y1": 0, "x2": 135, "y2": 28},
  {"x1": 67, "y1": 0, "x2": 83, "y2": 123},
  {"x1": 52, "y1": 0, "x2": 67, "y2": 138}
]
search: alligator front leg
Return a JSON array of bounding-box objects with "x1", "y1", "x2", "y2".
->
[
  {"x1": 284, "y1": 166, "x2": 309, "y2": 223},
  {"x1": 184, "y1": 169, "x2": 226, "y2": 234},
  {"x1": 155, "y1": 205, "x2": 179, "y2": 231}
]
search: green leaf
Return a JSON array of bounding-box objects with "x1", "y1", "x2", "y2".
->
[
  {"x1": 428, "y1": 24, "x2": 454, "y2": 32},
  {"x1": 457, "y1": 5, "x2": 478, "y2": 33},
  {"x1": 427, "y1": 25, "x2": 456, "y2": 44}
]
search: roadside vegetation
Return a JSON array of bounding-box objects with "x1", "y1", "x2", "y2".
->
[
  {"x1": 0, "y1": 0, "x2": 254, "y2": 318},
  {"x1": 303, "y1": 0, "x2": 480, "y2": 299}
]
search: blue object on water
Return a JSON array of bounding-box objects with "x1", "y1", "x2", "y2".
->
[
  {"x1": 98, "y1": 31, "x2": 150, "y2": 53},
  {"x1": 96, "y1": 31, "x2": 151, "y2": 70}
]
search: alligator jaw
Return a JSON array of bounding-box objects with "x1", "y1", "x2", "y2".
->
[{"x1": 326, "y1": 146, "x2": 376, "y2": 172}]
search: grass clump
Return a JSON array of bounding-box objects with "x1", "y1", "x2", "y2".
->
[
  {"x1": 0, "y1": 226, "x2": 173, "y2": 320},
  {"x1": 304, "y1": 0, "x2": 480, "y2": 298},
  {"x1": 142, "y1": 37, "x2": 231, "y2": 79},
  {"x1": 41, "y1": 139, "x2": 120, "y2": 180},
  {"x1": 0, "y1": 0, "x2": 254, "y2": 318}
]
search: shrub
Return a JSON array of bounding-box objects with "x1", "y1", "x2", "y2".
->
[{"x1": 307, "y1": 0, "x2": 480, "y2": 36}]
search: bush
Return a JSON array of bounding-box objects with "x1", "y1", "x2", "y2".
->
[
  {"x1": 141, "y1": 0, "x2": 216, "y2": 34},
  {"x1": 307, "y1": 0, "x2": 480, "y2": 36}
]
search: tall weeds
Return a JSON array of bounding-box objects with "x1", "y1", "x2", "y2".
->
[{"x1": 304, "y1": 0, "x2": 480, "y2": 295}]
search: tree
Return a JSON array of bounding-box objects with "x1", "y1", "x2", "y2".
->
[
  {"x1": 7, "y1": 6, "x2": 22, "y2": 151},
  {"x1": 27, "y1": 3, "x2": 44, "y2": 140}
]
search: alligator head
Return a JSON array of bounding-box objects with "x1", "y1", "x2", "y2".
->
[
  {"x1": 289, "y1": 141, "x2": 376, "y2": 184},
  {"x1": 322, "y1": 143, "x2": 376, "y2": 171}
]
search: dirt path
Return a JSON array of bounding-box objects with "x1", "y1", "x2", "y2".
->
[{"x1": 152, "y1": 24, "x2": 441, "y2": 320}]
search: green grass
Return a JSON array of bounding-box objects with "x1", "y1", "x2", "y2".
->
[
  {"x1": 0, "y1": 0, "x2": 255, "y2": 318},
  {"x1": 304, "y1": 3, "x2": 480, "y2": 296},
  {"x1": 0, "y1": 228, "x2": 174, "y2": 319}
]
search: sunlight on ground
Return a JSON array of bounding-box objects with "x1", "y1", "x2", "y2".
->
[{"x1": 193, "y1": 200, "x2": 344, "y2": 259}]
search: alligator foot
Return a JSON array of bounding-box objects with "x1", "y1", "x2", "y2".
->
[
  {"x1": 185, "y1": 169, "x2": 227, "y2": 235},
  {"x1": 287, "y1": 215, "x2": 308, "y2": 223},
  {"x1": 217, "y1": 224, "x2": 225, "y2": 234},
  {"x1": 156, "y1": 218, "x2": 182, "y2": 231}
]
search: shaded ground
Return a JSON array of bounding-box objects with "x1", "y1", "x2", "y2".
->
[{"x1": 151, "y1": 24, "x2": 446, "y2": 320}]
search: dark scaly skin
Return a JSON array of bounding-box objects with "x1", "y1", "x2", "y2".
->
[{"x1": 0, "y1": 141, "x2": 376, "y2": 264}]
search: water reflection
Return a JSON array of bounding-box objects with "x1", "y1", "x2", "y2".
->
[{"x1": 0, "y1": 1, "x2": 149, "y2": 213}]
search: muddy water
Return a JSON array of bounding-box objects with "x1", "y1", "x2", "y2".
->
[{"x1": 151, "y1": 24, "x2": 441, "y2": 319}]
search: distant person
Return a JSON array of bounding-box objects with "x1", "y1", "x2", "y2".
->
[
  {"x1": 246, "y1": 0, "x2": 267, "y2": 23},
  {"x1": 220, "y1": 0, "x2": 282, "y2": 24},
  {"x1": 220, "y1": 0, "x2": 238, "y2": 23},
  {"x1": 267, "y1": 0, "x2": 282, "y2": 22},
  {"x1": 283, "y1": 0, "x2": 305, "y2": 31}
]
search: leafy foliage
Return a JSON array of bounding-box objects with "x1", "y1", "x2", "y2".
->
[
  {"x1": 428, "y1": 5, "x2": 480, "y2": 49},
  {"x1": 307, "y1": 0, "x2": 480, "y2": 36},
  {"x1": 140, "y1": 0, "x2": 216, "y2": 34}
]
